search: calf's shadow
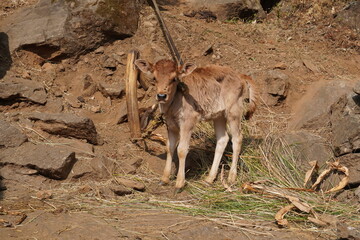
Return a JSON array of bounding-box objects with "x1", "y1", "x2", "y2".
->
[{"x1": 155, "y1": 136, "x2": 262, "y2": 181}]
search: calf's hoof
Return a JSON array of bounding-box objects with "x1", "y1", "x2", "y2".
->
[
  {"x1": 174, "y1": 180, "x2": 186, "y2": 194},
  {"x1": 159, "y1": 180, "x2": 169, "y2": 186},
  {"x1": 160, "y1": 176, "x2": 170, "y2": 186},
  {"x1": 204, "y1": 176, "x2": 215, "y2": 185},
  {"x1": 173, "y1": 187, "x2": 184, "y2": 195},
  {"x1": 227, "y1": 173, "x2": 237, "y2": 185}
]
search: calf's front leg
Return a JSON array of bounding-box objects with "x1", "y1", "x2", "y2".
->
[
  {"x1": 175, "y1": 119, "x2": 196, "y2": 190},
  {"x1": 161, "y1": 128, "x2": 179, "y2": 184}
]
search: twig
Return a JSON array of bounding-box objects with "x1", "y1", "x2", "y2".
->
[
  {"x1": 161, "y1": 232, "x2": 170, "y2": 240},
  {"x1": 24, "y1": 212, "x2": 44, "y2": 225}
]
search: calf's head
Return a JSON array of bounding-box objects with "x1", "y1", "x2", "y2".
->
[{"x1": 135, "y1": 59, "x2": 196, "y2": 104}]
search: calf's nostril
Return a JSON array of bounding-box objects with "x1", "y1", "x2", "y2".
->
[{"x1": 157, "y1": 94, "x2": 167, "y2": 100}]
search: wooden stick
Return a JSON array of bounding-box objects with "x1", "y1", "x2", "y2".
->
[
  {"x1": 125, "y1": 50, "x2": 142, "y2": 140},
  {"x1": 150, "y1": 0, "x2": 183, "y2": 66}
]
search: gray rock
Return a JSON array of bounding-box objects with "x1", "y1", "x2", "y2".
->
[
  {"x1": 90, "y1": 156, "x2": 116, "y2": 179},
  {"x1": 0, "y1": 142, "x2": 76, "y2": 179},
  {"x1": 65, "y1": 142, "x2": 99, "y2": 179},
  {"x1": 55, "y1": 138, "x2": 95, "y2": 158},
  {"x1": 102, "y1": 55, "x2": 117, "y2": 69},
  {"x1": 0, "y1": 165, "x2": 48, "y2": 195},
  {"x1": 44, "y1": 98, "x2": 64, "y2": 113},
  {"x1": 330, "y1": 93, "x2": 360, "y2": 156},
  {"x1": 337, "y1": 153, "x2": 360, "y2": 185},
  {"x1": 289, "y1": 80, "x2": 354, "y2": 129},
  {"x1": 119, "y1": 157, "x2": 143, "y2": 175},
  {"x1": 186, "y1": 0, "x2": 265, "y2": 21},
  {"x1": 281, "y1": 130, "x2": 333, "y2": 170},
  {"x1": 28, "y1": 112, "x2": 99, "y2": 145},
  {"x1": 1, "y1": 0, "x2": 141, "y2": 59},
  {"x1": 109, "y1": 184, "x2": 133, "y2": 196},
  {"x1": 0, "y1": 120, "x2": 27, "y2": 148},
  {"x1": 117, "y1": 101, "x2": 128, "y2": 124},
  {"x1": 0, "y1": 78, "x2": 47, "y2": 104},
  {"x1": 336, "y1": 222, "x2": 360, "y2": 240},
  {"x1": 98, "y1": 82, "x2": 125, "y2": 99},
  {"x1": 65, "y1": 95, "x2": 82, "y2": 108},
  {"x1": 0, "y1": 165, "x2": 38, "y2": 180},
  {"x1": 68, "y1": 158, "x2": 93, "y2": 179},
  {"x1": 115, "y1": 177, "x2": 145, "y2": 191},
  {"x1": 94, "y1": 46, "x2": 105, "y2": 54},
  {"x1": 89, "y1": 105, "x2": 101, "y2": 113},
  {"x1": 82, "y1": 74, "x2": 98, "y2": 97},
  {"x1": 302, "y1": 59, "x2": 320, "y2": 73},
  {"x1": 264, "y1": 70, "x2": 290, "y2": 106},
  {"x1": 111, "y1": 52, "x2": 126, "y2": 64},
  {"x1": 89, "y1": 156, "x2": 143, "y2": 179}
]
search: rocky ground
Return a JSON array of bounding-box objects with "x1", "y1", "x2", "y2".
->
[{"x1": 0, "y1": 0, "x2": 360, "y2": 239}]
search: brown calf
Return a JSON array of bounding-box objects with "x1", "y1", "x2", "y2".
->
[{"x1": 135, "y1": 59, "x2": 258, "y2": 190}]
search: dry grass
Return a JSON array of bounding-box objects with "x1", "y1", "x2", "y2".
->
[{"x1": 140, "y1": 102, "x2": 360, "y2": 231}]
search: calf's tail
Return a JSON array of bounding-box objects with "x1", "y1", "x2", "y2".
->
[{"x1": 244, "y1": 77, "x2": 258, "y2": 120}]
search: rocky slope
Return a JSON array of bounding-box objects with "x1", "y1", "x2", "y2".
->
[{"x1": 0, "y1": 0, "x2": 359, "y2": 239}]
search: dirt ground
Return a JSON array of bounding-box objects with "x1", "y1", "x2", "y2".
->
[{"x1": 1, "y1": 0, "x2": 359, "y2": 239}]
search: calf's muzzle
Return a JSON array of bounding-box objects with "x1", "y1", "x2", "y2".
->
[{"x1": 157, "y1": 93, "x2": 167, "y2": 101}]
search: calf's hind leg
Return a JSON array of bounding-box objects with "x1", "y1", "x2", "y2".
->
[
  {"x1": 227, "y1": 107, "x2": 244, "y2": 184},
  {"x1": 205, "y1": 117, "x2": 229, "y2": 184}
]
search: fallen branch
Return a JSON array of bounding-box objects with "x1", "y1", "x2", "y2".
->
[
  {"x1": 147, "y1": 134, "x2": 167, "y2": 145},
  {"x1": 242, "y1": 182, "x2": 313, "y2": 227},
  {"x1": 304, "y1": 160, "x2": 319, "y2": 187},
  {"x1": 0, "y1": 207, "x2": 27, "y2": 227},
  {"x1": 311, "y1": 159, "x2": 349, "y2": 193},
  {"x1": 275, "y1": 204, "x2": 295, "y2": 227}
]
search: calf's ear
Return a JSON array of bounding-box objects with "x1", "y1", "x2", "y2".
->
[
  {"x1": 179, "y1": 62, "x2": 197, "y2": 77},
  {"x1": 135, "y1": 59, "x2": 154, "y2": 74}
]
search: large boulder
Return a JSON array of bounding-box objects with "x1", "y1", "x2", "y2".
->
[
  {"x1": 185, "y1": 0, "x2": 265, "y2": 21},
  {"x1": 289, "y1": 80, "x2": 354, "y2": 129},
  {"x1": 0, "y1": 120, "x2": 27, "y2": 148},
  {"x1": 27, "y1": 112, "x2": 99, "y2": 145},
  {"x1": 330, "y1": 90, "x2": 360, "y2": 156},
  {"x1": 1, "y1": 0, "x2": 141, "y2": 59},
  {"x1": 0, "y1": 78, "x2": 47, "y2": 104},
  {"x1": 0, "y1": 142, "x2": 76, "y2": 179}
]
